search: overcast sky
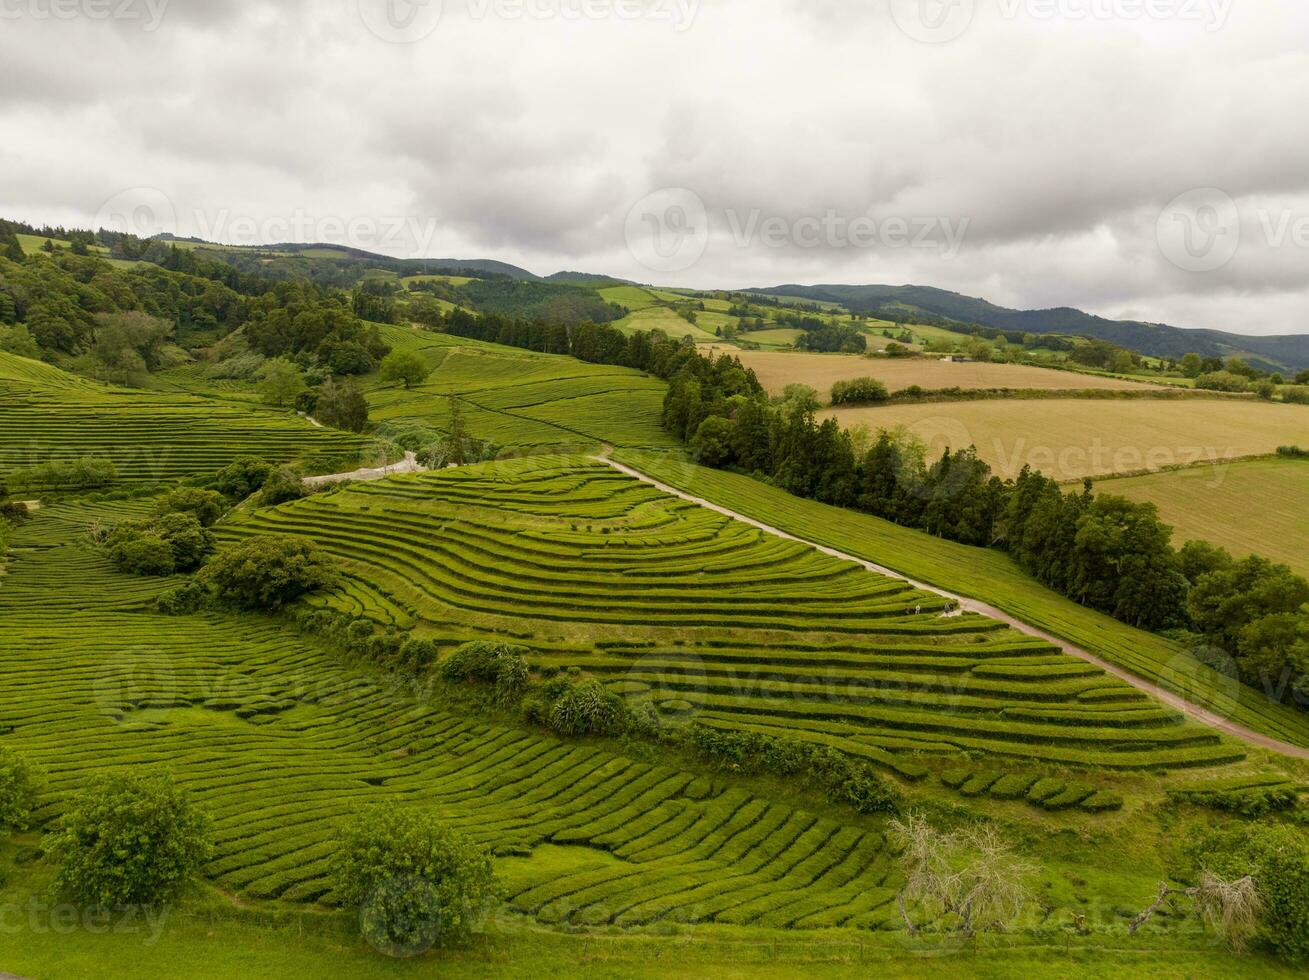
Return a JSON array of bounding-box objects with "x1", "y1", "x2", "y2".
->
[{"x1": 2, "y1": 0, "x2": 1307, "y2": 335}]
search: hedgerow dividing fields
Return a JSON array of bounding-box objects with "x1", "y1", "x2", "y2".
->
[
  {"x1": 0, "y1": 351, "x2": 371, "y2": 485},
  {"x1": 613, "y1": 450, "x2": 1309, "y2": 750},
  {"x1": 0, "y1": 506, "x2": 902, "y2": 927},
  {"x1": 733, "y1": 351, "x2": 1165, "y2": 398},
  {"x1": 219, "y1": 457, "x2": 1243, "y2": 773}
]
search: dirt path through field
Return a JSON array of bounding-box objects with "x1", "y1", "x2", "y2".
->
[
  {"x1": 595, "y1": 453, "x2": 1309, "y2": 761},
  {"x1": 303, "y1": 452, "x2": 426, "y2": 487}
]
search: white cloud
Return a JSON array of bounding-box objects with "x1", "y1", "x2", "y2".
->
[{"x1": 1, "y1": 0, "x2": 1307, "y2": 335}]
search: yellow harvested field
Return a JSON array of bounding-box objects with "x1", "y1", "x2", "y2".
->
[
  {"x1": 1098, "y1": 458, "x2": 1309, "y2": 577},
  {"x1": 822, "y1": 399, "x2": 1309, "y2": 482},
  {"x1": 729, "y1": 351, "x2": 1164, "y2": 397}
]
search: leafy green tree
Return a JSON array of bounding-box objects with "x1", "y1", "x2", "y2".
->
[
  {"x1": 690, "y1": 415, "x2": 735, "y2": 467},
  {"x1": 209, "y1": 456, "x2": 275, "y2": 501},
  {"x1": 0, "y1": 746, "x2": 44, "y2": 831},
  {"x1": 46, "y1": 772, "x2": 213, "y2": 908},
  {"x1": 105, "y1": 533, "x2": 176, "y2": 576},
  {"x1": 1180, "y1": 352, "x2": 1203, "y2": 378},
  {"x1": 330, "y1": 804, "x2": 496, "y2": 953},
  {"x1": 154, "y1": 488, "x2": 226, "y2": 528},
  {"x1": 0, "y1": 324, "x2": 41, "y2": 359},
  {"x1": 1178, "y1": 540, "x2": 1235, "y2": 584},
  {"x1": 257, "y1": 357, "x2": 306, "y2": 408},
  {"x1": 89, "y1": 311, "x2": 173, "y2": 385},
  {"x1": 1189, "y1": 557, "x2": 1309, "y2": 653},
  {"x1": 316, "y1": 376, "x2": 370, "y2": 432},
  {"x1": 379, "y1": 350, "x2": 430, "y2": 389},
  {"x1": 1189, "y1": 824, "x2": 1309, "y2": 962},
  {"x1": 197, "y1": 535, "x2": 337, "y2": 609}
]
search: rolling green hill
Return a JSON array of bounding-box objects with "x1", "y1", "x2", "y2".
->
[{"x1": 753, "y1": 284, "x2": 1309, "y2": 372}]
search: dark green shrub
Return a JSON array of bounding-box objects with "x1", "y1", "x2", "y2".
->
[
  {"x1": 108, "y1": 534, "x2": 175, "y2": 576},
  {"x1": 0, "y1": 746, "x2": 44, "y2": 831},
  {"x1": 104, "y1": 513, "x2": 214, "y2": 575},
  {"x1": 154, "y1": 488, "x2": 226, "y2": 527},
  {"x1": 398, "y1": 638, "x2": 441, "y2": 672},
  {"x1": 330, "y1": 803, "x2": 496, "y2": 952},
  {"x1": 547, "y1": 680, "x2": 627, "y2": 737},
  {"x1": 684, "y1": 725, "x2": 898, "y2": 815},
  {"x1": 439, "y1": 642, "x2": 530, "y2": 704},
  {"x1": 1190, "y1": 825, "x2": 1309, "y2": 962},
  {"x1": 208, "y1": 456, "x2": 275, "y2": 500},
  {"x1": 45, "y1": 772, "x2": 213, "y2": 907},
  {"x1": 830, "y1": 377, "x2": 890, "y2": 406},
  {"x1": 256, "y1": 467, "x2": 307, "y2": 507},
  {"x1": 196, "y1": 535, "x2": 337, "y2": 609},
  {"x1": 154, "y1": 580, "x2": 206, "y2": 615}
]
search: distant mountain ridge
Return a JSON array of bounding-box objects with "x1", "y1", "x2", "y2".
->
[{"x1": 750, "y1": 283, "x2": 1309, "y2": 372}]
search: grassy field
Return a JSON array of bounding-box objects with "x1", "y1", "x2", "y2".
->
[
  {"x1": 0, "y1": 351, "x2": 372, "y2": 485},
  {"x1": 218, "y1": 457, "x2": 1244, "y2": 778},
  {"x1": 604, "y1": 285, "x2": 725, "y2": 343},
  {"x1": 612, "y1": 450, "x2": 1309, "y2": 750},
  {"x1": 731, "y1": 352, "x2": 1165, "y2": 399},
  {"x1": 1097, "y1": 457, "x2": 1309, "y2": 576},
  {"x1": 363, "y1": 327, "x2": 679, "y2": 452},
  {"x1": 822, "y1": 398, "x2": 1309, "y2": 481}
]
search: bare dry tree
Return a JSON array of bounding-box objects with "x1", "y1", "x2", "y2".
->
[
  {"x1": 889, "y1": 812, "x2": 1036, "y2": 938},
  {"x1": 1130, "y1": 872, "x2": 1262, "y2": 951}
]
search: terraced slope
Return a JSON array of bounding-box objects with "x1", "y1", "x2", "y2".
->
[
  {"x1": 219, "y1": 457, "x2": 1242, "y2": 772},
  {"x1": 363, "y1": 328, "x2": 679, "y2": 451},
  {"x1": 0, "y1": 351, "x2": 371, "y2": 484},
  {"x1": 0, "y1": 506, "x2": 896, "y2": 927},
  {"x1": 613, "y1": 450, "x2": 1309, "y2": 750}
]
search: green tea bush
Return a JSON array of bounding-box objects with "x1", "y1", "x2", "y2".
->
[
  {"x1": 1170, "y1": 785, "x2": 1300, "y2": 818},
  {"x1": 0, "y1": 746, "x2": 43, "y2": 831},
  {"x1": 330, "y1": 803, "x2": 496, "y2": 952},
  {"x1": 46, "y1": 772, "x2": 213, "y2": 908},
  {"x1": 196, "y1": 535, "x2": 337, "y2": 610}
]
